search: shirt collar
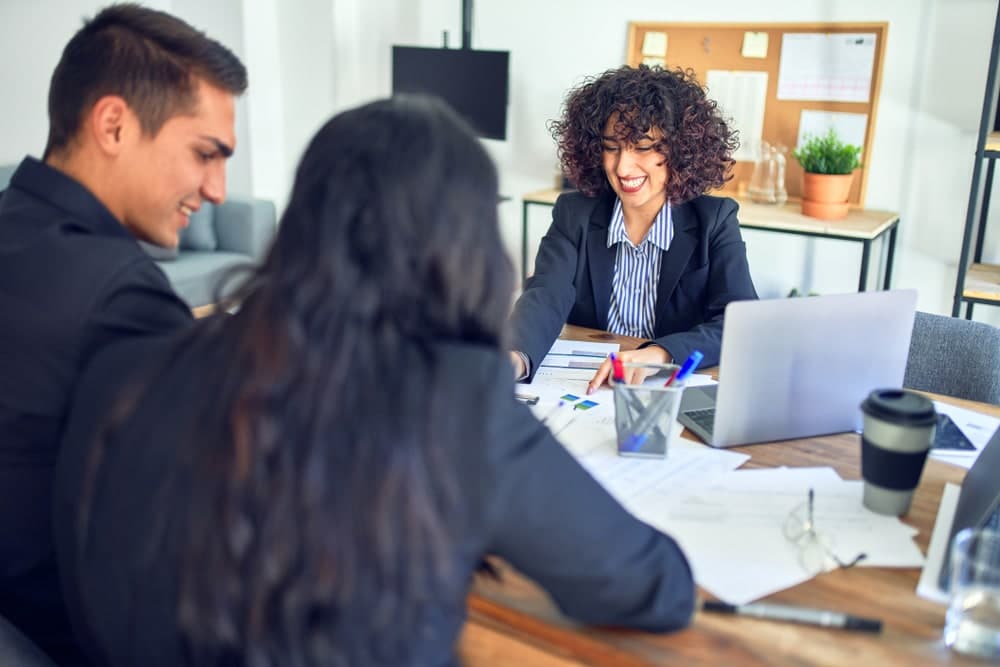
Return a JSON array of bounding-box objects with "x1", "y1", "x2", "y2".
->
[
  {"x1": 5, "y1": 156, "x2": 131, "y2": 240},
  {"x1": 607, "y1": 198, "x2": 672, "y2": 251}
]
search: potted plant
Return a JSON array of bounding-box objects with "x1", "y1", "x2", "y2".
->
[{"x1": 792, "y1": 129, "x2": 862, "y2": 220}]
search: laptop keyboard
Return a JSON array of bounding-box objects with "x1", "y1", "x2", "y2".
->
[{"x1": 684, "y1": 408, "x2": 716, "y2": 435}]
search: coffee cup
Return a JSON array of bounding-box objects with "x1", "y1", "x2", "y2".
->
[{"x1": 859, "y1": 388, "x2": 937, "y2": 516}]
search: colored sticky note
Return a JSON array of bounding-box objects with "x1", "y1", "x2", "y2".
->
[
  {"x1": 561, "y1": 393, "x2": 580, "y2": 402},
  {"x1": 575, "y1": 400, "x2": 599, "y2": 411}
]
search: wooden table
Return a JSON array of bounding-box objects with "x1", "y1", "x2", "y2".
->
[
  {"x1": 459, "y1": 325, "x2": 993, "y2": 666},
  {"x1": 520, "y1": 189, "x2": 900, "y2": 292}
]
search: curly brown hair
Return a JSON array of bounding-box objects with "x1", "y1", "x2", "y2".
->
[{"x1": 549, "y1": 65, "x2": 738, "y2": 203}]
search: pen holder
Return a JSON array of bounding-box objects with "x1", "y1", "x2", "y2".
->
[{"x1": 613, "y1": 362, "x2": 686, "y2": 459}]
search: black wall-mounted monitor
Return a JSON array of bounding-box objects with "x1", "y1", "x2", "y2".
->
[{"x1": 391, "y1": 45, "x2": 509, "y2": 141}]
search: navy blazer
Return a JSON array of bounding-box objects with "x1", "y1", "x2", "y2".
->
[{"x1": 511, "y1": 191, "x2": 757, "y2": 377}]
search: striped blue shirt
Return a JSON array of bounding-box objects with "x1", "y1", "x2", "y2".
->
[{"x1": 606, "y1": 199, "x2": 674, "y2": 339}]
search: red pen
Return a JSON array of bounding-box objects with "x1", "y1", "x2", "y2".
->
[{"x1": 610, "y1": 352, "x2": 625, "y2": 382}]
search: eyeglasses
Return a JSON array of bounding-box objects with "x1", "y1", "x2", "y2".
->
[{"x1": 783, "y1": 488, "x2": 867, "y2": 575}]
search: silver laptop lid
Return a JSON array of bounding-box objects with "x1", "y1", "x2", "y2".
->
[
  {"x1": 711, "y1": 289, "x2": 918, "y2": 446},
  {"x1": 938, "y1": 427, "x2": 1000, "y2": 591}
]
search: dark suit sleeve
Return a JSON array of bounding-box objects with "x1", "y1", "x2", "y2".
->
[
  {"x1": 82, "y1": 257, "x2": 193, "y2": 360},
  {"x1": 649, "y1": 198, "x2": 757, "y2": 367},
  {"x1": 509, "y1": 195, "x2": 583, "y2": 380},
  {"x1": 481, "y1": 377, "x2": 695, "y2": 631}
]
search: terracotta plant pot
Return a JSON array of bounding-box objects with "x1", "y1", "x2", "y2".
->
[
  {"x1": 800, "y1": 171, "x2": 856, "y2": 220},
  {"x1": 801, "y1": 199, "x2": 850, "y2": 220}
]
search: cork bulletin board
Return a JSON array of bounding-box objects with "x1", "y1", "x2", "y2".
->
[{"x1": 626, "y1": 22, "x2": 888, "y2": 206}]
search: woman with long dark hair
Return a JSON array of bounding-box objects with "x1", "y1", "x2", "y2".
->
[
  {"x1": 509, "y1": 65, "x2": 758, "y2": 390},
  {"x1": 54, "y1": 95, "x2": 694, "y2": 666}
]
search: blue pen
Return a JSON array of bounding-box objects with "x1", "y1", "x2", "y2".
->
[{"x1": 665, "y1": 350, "x2": 704, "y2": 387}]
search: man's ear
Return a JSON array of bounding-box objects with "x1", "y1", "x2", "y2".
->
[{"x1": 88, "y1": 95, "x2": 130, "y2": 156}]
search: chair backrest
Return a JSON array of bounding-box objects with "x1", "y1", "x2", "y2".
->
[
  {"x1": 0, "y1": 613, "x2": 58, "y2": 667},
  {"x1": 903, "y1": 311, "x2": 1000, "y2": 405}
]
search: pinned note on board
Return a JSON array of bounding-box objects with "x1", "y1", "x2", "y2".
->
[
  {"x1": 742, "y1": 31, "x2": 769, "y2": 58},
  {"x1": 642, "y1": 56, "x2": 666, "y2": 68},
  {"x1": 641, "y1": 31, "x2": 668, "y2": 57}
]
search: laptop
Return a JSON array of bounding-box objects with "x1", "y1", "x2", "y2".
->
[
  {"x1": 934, "y1": 428, "x2": 1000, "y2": 592},
  {"x1": 678, "y1": 289, "x2": 918, "y2": 448}
]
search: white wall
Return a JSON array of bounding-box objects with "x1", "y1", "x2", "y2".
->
[
  {"x1": 0, "y1": 0, "x2": 110, "y2": 165},
  {"x1": 0, "y1": 0, "x2": 252, "y2": 195},
  {"x1": 413, "y1": 0, "x2": 999, "y2": 325},
  {"x1": 2, "y1": 0, "x2": 999, "y2": 326}
]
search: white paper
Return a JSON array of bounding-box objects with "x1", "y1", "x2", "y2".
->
[
  {"x1": 527, "y1": 367, "x2": 597, "y2": 402},
  {"x1": 540, "y1": 354, "x2": 603, "y2": 370},
  {"x1": 930, "y1": 401, "x2": 1000, "y2": 469},
  {"x1": 641, "y1": 31, "x2": 667, "y2": 57},
  {"x1": 559, "y1": 415, "x2": 750, "y2": 519},
  {"x1": 642, "y1": 56, "x2": 666, "y2": 69},
  {"x1": 640, "y1": 467, "x2": 925, "y2": 604},
  {"x1": 917, "y1": 483, "x2": 960, "y2": 604},
  {"x1": 777, "y1": 33, "x2": 877, "y2": 103},
  {"x1": 742, "y1": 31, "x2": 769, "y2": 59},
  {"x1": 676, "y1": 374, "x2": 717, "y2": 388},
  {"x1": 547, "y1": 339, "x2": 618, "y2": 357},
  {"x1": 528, "y1": 367, "x2": 745, "y2": 505},
  {"x1": 796, "y1": 110, "x2": 867, "y2": 152},
  {"x1": 705, "y1": 70, "x2": 768, "y2": 162}
]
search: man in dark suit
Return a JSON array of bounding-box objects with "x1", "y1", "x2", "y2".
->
[
  {"x1": 0, "y1": 5, "x2": 247, "y2": 662},
  {"x1": 510, "y1": 65, "x2": 757, "y2": 390}
]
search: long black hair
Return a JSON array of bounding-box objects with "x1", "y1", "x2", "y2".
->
[{"x1": 169, "y1": 95, "x2": 511, "y2": 664}]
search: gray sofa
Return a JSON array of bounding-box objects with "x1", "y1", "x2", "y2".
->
[
  {"x1": 1, "y1": 162, "x2": 276, "y2": 309},
  {"x1": 144, "y1": 197, "x2": 277, "y2": 308}
]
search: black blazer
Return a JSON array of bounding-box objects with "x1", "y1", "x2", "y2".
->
[
  {"x1": 511, "y1": 191, "x2": 757, "y2": 377},
  {"x1": 54, "y1": 327, "x2": 695, "y2": 666},
  {"x1": 0, "y1": 157, "x2": 192, "y2": 664}
]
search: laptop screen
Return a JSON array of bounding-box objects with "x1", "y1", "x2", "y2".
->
[{"x1": 938, "y1": 426, "x2": 1000, "y2": 590}]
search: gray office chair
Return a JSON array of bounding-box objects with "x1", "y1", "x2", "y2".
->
[
  {"x1": 0, "y1": 614, "x2": 57, "y2": 667},
  {"x1": 903, "y1": 311, "x2": 1000, "y2": 405}
]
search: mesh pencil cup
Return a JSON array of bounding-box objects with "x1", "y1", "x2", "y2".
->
[{"x1": 613, "y1": 362, "x2": 686, "y2": 459}]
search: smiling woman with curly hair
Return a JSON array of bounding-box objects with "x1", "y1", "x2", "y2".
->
[{"x1": 509, "y1": 65, "x2": 758, "y2": 390}]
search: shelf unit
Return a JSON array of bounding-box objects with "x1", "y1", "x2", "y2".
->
[{"x1": 953, "y1": 6, "x2": 1000, "y2": 318}]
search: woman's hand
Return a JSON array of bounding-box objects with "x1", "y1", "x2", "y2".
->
[{"x1": 587, "y1": 345, "x2": 671, "y2": 394}]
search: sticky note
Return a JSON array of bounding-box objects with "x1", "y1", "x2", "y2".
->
[
  {"x1": 642, "y1": 31, "x2": 668, "y2": 57},
  {"x1": 742, "y1": 31, "x2": 769, "y2": 59},
  {"x1": 561, "y1": 393, "x2": 580, "y2": 402},
  {"x1": 642, "y1": 56, "x2": 666, "y2": 68}
]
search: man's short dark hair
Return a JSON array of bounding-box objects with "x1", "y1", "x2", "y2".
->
[{"x1": 44, "y1": 3, "x2": 248, "y2": 158}]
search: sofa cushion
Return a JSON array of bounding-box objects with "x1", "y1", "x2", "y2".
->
[
  {"x1": 179, "y1": 204, "x2": 217, "y2": 251},
  {"x1": 156, "y1": 250, "x2": 251, "y2": 308},
  {"x1": 137, "y1": 239, "x2": 179, "y2": 261}
]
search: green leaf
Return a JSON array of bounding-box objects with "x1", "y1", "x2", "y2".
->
[{"x1": 791, "y1": 128, "x2": 862, "y2": 174}]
